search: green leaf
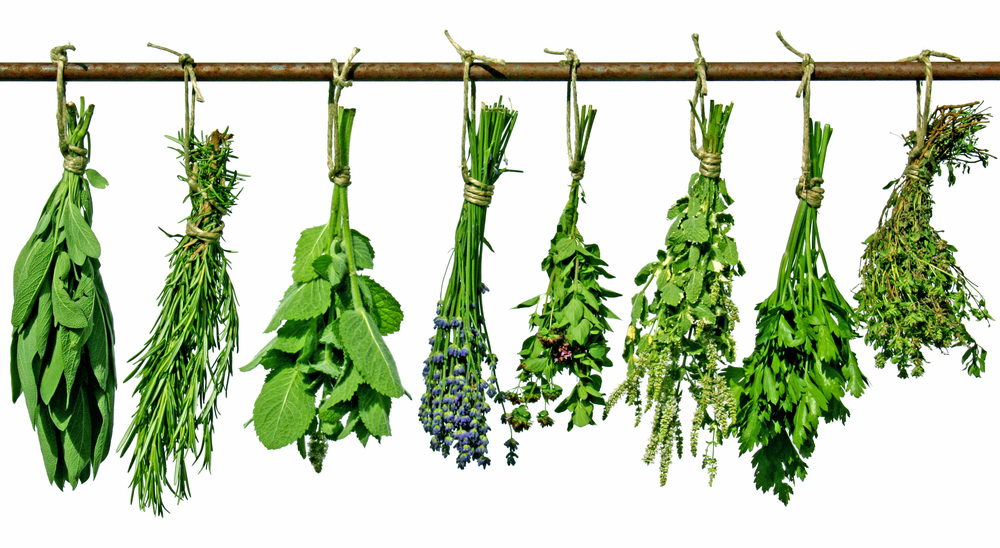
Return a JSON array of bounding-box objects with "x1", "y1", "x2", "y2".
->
[
  {"x1": 36, "y1": 408, "x2": 61, "y2": 484},
  {"x1": 52, "y1": 279, "x2": 88, "y2": 329},
  {"x1": 292, "y1": 224, "x2": 333, "y2": 283},
  {"x1": 763, "y1": 367, "x2": 778, "y2": 403},
  {"x1": 16, "y1": 328, "x2": 40, "y2": 421},
  {"x1": 359, "y1": 276, "x2": 403, "y2": 335},
  {"x1": 84, "y1": 168, "x2": 108, "y2": 189},
  {"x1": 660, "y1": 281, "x2": 683, "y2": 307},
  {"x1": 685, "y1": 270, "x2": 704, "y2": 303},
  {"x1": 86, "y1": 304, "x2": 111, "y2": 390},
  {"x1": 64, "y1": 205, "x2": 101, "y2": 265},
  {"x1": 11, "y1": 236, "x2": 55, "y2": 327},
  {"x1": 358, "y1": 384, "x2": 392, "y2": 438},
  {"x1": 572, "y1": 401, "x2": 594, "y2": 427},
  {"x1": 40, "y1": 335, "x2": 65, "y2": 406},
  {"x1": 273, "y1": 319, "x2": 313, "y2": 354},
  {"x1": 329, "y1": 361, "x2": 363, "y2": 404},
  {"x1": 319, "y1": 318, "x2": 342, "y2": 349},
  {"x1": 513, "y1": 295, "x2": 540, "y2": 310},
  {"x1": 264, "y1": 278, "x2": 334, "y2": 333},
  {"x1": 59, "y1": 326, "x2": 84, "y2": 392},
  {"x1": 240, "y1": 337, "x2": 277, "y2": 373},
  {"x1": 565, "y1": 298, "x2": 585, "y2": 326},
  {"x1": 252, "y1": 366, "x2": 317, "y2": 450},
  {"x1": 10, "y1": 333, "x2": 21, "y2": 403},
  {"x1": 351, "y1": 230, "x2": 375, "y2": 270},
  {"x1": 92, "y1": 385, "x2": 114, "y2": 472},
  {"x1": 313, "y1": 253, "x2": 349, "y2": 288},
  {"x1": 63, "y1": 390, "x2": 92, "y2": 485},
  {"x1": 338, "y1": 310, "x2": 404, "y2": 398},
  {"x1": 684, "y1": 216, "x2": 710, "y2": 243},
  {"x1": 723, "y1": 238, "x2": 739, "y2": 266},
  {"x1": 567, "y1": 318, "x2": 591, "y2": 346}
]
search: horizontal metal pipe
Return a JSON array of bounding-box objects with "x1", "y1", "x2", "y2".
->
[{"x1": 2, "y1": 62, "x2": 1000, "y2": 82}]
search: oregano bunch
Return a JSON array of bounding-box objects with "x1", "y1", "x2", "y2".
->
[
  {"x1": 419, "y1": 98, "x2": 520, "y2": 469},
  {"x1": 727, "y1": 120, "x2": 867, "y2": 505},
  {"x1": 605, "y1": 98, "x2": 742, "y2": 487},
  {"x1": 10, "y1": 91, "x2": 116, "y2": 490},
  {"x1": 507, "y1": 49, "x2": 619, "y2": 433},
  {"x1": 118, "y1": 128, "x2": 244, "y2": 516},
  {"x1": 244, "y1": 55, "x2": 406, "y2": 472},
  {"x1": 856, "y1": 101, "x2": 992, "y2": 378}
]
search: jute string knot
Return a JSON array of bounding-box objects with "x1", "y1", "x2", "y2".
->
[
  {"x1": 446, "y1": 30, "x2": 505, "y2": 204},
  {"x1": 569, "y1": 159, "x2": 586, "y2": 182},
  {"x1": 688, "y1": 34, "x2": 723, "y2": 180},
  {"x1": 462, "y1": 166, "x2": 494, "y2": 206},
  {"x1": 777, "y1": 31, "x2": 823, "y2": 207},
  {"x1": 330, "y1": 166, "x2": 352, "y2": 187},
  {"x1": 328, "y1": 48, "x2": 360, "y2": 187},
  {"x1": 796, "y1": 176, "x2": 825, "y2": 208},
  {"x1": 546, "y1": 47, "x2": 587, "y2": 186},
  {"x1": 185, "y1": 220, "x2": 224, "y2": 243},
  {"x1": 63, "y1": 155, "x2": 88, "y2": 174}
]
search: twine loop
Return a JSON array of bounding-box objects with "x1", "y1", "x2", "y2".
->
[
  {"x1": 446, "y1": 30, "x2": 505, "y2": 191},
  {"x1": 795, "y1": 176, "x2": 825, "y2": 208},
  {"x1": 330, "y1": 166, "x2": 352, "y2": 187},
  {"x1": 185, "y1": 220, "x2": 224, "y2": 243},
  {"x1": 328, "y1": 48, "x2": 360, "y2": 187},
  {"x1": 689, "y1": 34, "x2": 723, "y2": 180},
  {"x1": 63, "y1": 155, "x2": 88, "y2": 174},
  {"x1": 896, "y1": 49, "x2": 960, "y2": 161},
  {"x1": 904, "y1": 164, "x2": 926, "y2": 185},
  {"x1": 462, "y1": 166, "x2": 494, "y2": 206},
  {"x1": 569, "y1": 159, "x2": 586, "y2": 182}
]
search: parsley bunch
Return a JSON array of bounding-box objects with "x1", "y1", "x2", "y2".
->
[
  {"x1": 727, "y1": 121, "x2": 867, "y2": 505},
  {"x1": 856, "y1": 102, "x2": 993, "y2": 378}
]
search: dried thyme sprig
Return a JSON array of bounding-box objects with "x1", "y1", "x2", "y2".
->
[{"x1": 856, "y1": 102, "x2": 993, "y2": 378}]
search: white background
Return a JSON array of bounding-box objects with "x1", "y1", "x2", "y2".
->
[{"x1": 1, "y1": 1, "x2": 997, "y2": 545}]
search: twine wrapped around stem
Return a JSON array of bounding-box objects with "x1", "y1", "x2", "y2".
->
[
  {"x1": 689, "y1": 34, "x2": 721, "y2": 179},
  {"x1": 777, "y1": 31, "x2": 824, "y2": 208},
  {"x1": 329, "y1": 48, "x2": 360, "y2": 187}
]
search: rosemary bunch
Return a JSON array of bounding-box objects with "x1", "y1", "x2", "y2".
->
[
  {"x1": 11, "y1": 97, "x2": 116, "y2": 490},
  {"x1": 508, "y1": 103, "x2": 620, "y2": 432},
  {"x1": 244, "y1": 106, "x2": 406, "y2": 471},
  {"x1": 420, "y1": 99, "x2": 520, "y2": 468},
  {"x1": 118, "y1": 129, "x2": 243, "y2": 515},
  {"x1": 605, "y1": 100, "x2": 742, "y2": 486},
  {"x1": 856, "y1": 102, "x2": 992, "y2": 378},
  {"x1": 727, "y1": 121, "x2": 867, "y2": 505}
]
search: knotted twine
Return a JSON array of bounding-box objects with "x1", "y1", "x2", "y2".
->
[
  {"x1": 544, "y1": 47, "x2": 586, "y2": 183},
  {"x1": 328, "y1": 48, "x2": 360, "y2": 188},
  {"x1": 897, "y1": 49, "x2": 961, "y2": 184},
  {"x1": 445, "y1": 30, "x2": 505, "y2": 207},
  {"x1": 148, "y1": 43, "x2": 223, "y2": 244},
  {"x1": 51, "y1": 45, "x2": 89, "y2": 175},
  {"x1": 689, "y1": 34, "x2": 721, "y2": 179},
  {"x1": 777, "y1": 31, "x2": 824, "y2": 208}
]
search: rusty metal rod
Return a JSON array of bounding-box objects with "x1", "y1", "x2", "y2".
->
[{"x1": 2, "y1": 62, "x2": 1000, "y2": 82}]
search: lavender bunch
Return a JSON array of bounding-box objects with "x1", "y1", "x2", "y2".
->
[{"x1": 419, "y1": 99, "x2": 520, "y2": 469}]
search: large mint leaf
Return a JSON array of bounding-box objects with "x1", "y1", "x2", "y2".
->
[
  {"x1": 329, "y1": 360, "x2": 363, "y2": 404},
  {"x1": 264, "y1": 278, "x2": 333, "y2": 333},
  {"x1": 252, "y1": 366, "x2": 315, "y2": 450},
  {"x1": 292, "y1": 224, "x2": 333, "y2": 283},
  {"x1": 351, "y1": 230, "x2": 375, "y2": 270},
  {"x1": 358, "y1": 384, "x2": 391, "y2": 438},
  {"x1": 338, "y1": 310, "x2": 404, "y2": 397},
  {"x1": 358, "y1": 276, "x2": 403, "y2": 335}
]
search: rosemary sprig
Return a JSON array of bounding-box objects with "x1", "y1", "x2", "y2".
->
[{"x1": 118, "y1": 129, "x2": 244, "y2": 515}]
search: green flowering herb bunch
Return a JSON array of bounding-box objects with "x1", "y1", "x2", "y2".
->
[
  {"x1": 856, "y1": 101, "x2": 992, "y2": 378},
  {"x1": 727, "y1": 120, "x2": 868, "y2": 505},
  {"x1": 605, "y1": 98, "x2": 741, "y2": 487}
]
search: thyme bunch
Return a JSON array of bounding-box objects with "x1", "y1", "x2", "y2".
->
[{"x1": 856, "y1": 102, "x2": 993, "y2": 378}]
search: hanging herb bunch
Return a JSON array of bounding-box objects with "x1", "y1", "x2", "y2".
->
[
  {"x1": 117, "y1": 43, "x2": 245, "y2": 516},
  {"x1": 507, "y1": 48, "x2": 619, "y2": 433},
  {"x1": 243, "y1": 50, "x2": 407, "y2": 473},
  {"x1": 419, "y1": 32, "x2": 520, "y2": 469},
  {"x1": 10, "y1": 45, "x2": 116, "y2": 490},
  {"x1": 856, "y1": 52, "x2": 992, "y2": 379},
  {"x1": 604, "y1": 35, "x2": 741, "y2": 487},
  {"x1": 727, "y1": 34, "x2": 867, "y2": 505}
]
